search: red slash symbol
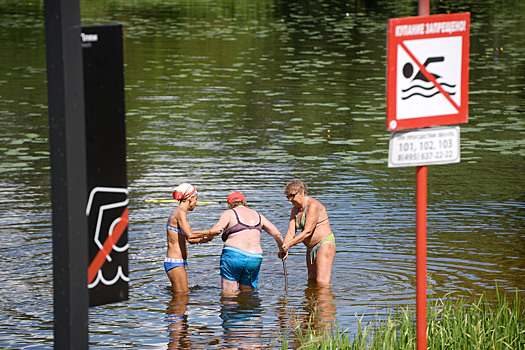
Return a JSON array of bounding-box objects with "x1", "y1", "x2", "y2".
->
[
  {"x1": 88, "y1": 208, "x2": 129, "y2": 284},
  {"x1": 400, "y1": 42, "x2": 460, "y2": 112}
]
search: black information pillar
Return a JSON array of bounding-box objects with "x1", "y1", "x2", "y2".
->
[
  {"x1": 45, "y1": 0, "x2": 89, "y2": 347},
  {"x1": 82, "y1": 24, "x2": 129, "y2": 307}
]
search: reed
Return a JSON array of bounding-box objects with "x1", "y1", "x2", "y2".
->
[{"x1": 282, "y1": 288, "x2": 524, "y2": 349}]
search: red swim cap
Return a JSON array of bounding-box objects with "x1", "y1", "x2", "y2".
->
[
  {"x1": 227, "y1": 192, "x2": 245, "y2": 204},
  {"x1": 172, "y1": 183, "x2": 197, "y2": 201}
]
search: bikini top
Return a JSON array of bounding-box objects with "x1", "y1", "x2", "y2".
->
[
  {"x1": 295, "y1": 197, "x2": 329, "y2": 230},
  {"x1": 166, "y1": 209, "x2": 187, "y2": 237},
  {"x1": 221, "y1": 208, "x2": 262, "y2": 242},
  {"x1": 295, "y1": 197, "x2": 308, "y2": 230}
]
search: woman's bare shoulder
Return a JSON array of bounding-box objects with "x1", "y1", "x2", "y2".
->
[
  {"x1": 170, "y1": 208, "x2": 187, "y2": 222},
  {"x1": 308, "y1": 197, "x2": 326, "y2": 212},
  {"x1": 308, "y1": 196, "x2": 321, "y2": 207}
]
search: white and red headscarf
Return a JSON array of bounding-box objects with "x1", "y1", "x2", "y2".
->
[{"x1": 172, "y1": 183, "x2": 198, "y2": 201}]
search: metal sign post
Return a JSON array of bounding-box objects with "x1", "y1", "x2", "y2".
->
[
  {"x1": 415, "y1": 165, "x2": 427, "y2": 350},
  {"x1": 417, "y1": 5, "x2": 428, "y2": 349},
  {"x1": 386, "y1": 1, "x2": 470, "y2": 349},
  {"x1": 44, "y1": 0, "x2": 89, "y2": 348}
]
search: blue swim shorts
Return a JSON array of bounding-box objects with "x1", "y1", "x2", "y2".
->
[
  {"x1": 164, "y1": 257, "x2": 188, "y2": 273},
  {"x1": 220, "y1": 246, "x2": 263, "y2": 289}
]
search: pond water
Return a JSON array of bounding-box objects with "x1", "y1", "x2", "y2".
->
[{"x1": 0, "y1": 0, "x2": 524, "y2": 348}]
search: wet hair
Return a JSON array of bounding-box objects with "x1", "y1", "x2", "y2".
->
[
  {"x1": 180, "y1": 196, "x2": 193, "y2": 203},
  {"x1": 284, "y1": 180, "x2": 308, "y2": 195},
  {"x1": 228, "y1": 200, "x2": 247, "y2": 209}
]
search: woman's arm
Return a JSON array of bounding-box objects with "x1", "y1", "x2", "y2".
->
[
  {"x1": 286, "y1": 200, "x2": 319, "y2": 248},
  {"x1": 188, "y1": 209, "x2": 232, "y2": 244},
  {"x1": 283, "y1": 208, "x2": 297, "y2": 245},
  {"x1": 188, "y1": 212, "x2": 229, "y2": 244},
  {"x1": 178, "y1": 211, "x2": 221, "y2": 242},
  {"x1": 280, "y1": 209, "x2": 297, "y2": 256},
  {"x1": 208, "y1": 209, "x2": 232, "y2": 234},
  {"x1": 261, "y1": 215, "x2": 284, "y2": 247},
  {"x1": 261, "y1": 215, "x2": 287, "y2": 259}
]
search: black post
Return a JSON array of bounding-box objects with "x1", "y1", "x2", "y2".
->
[
  {"x1": 82, "y1": 24, "x2": 129, "y2": 307},
  {"x1": 44, "y1": 0, "x2": 89, "y2": 348}
]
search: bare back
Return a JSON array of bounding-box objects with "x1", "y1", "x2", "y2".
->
[
  {"x1": 166, "y1": 208, "x2": 188, "y2": 260},
  {"x1": 218, "y1": 206, "x2": 263, "y2": 254}
]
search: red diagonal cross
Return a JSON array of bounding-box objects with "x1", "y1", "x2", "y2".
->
[
  {"x1": 400, "y1": 41, "x2": 460, "y2": 111},
  {"x1": 88, "y1": 208, "x2": 129, "y2": 284}
]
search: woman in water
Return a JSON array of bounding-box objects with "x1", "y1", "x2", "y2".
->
[
  {"x1": 281, "y1": 180, "x2": 335, "y2": 284},
  {"x1": 165, "y1": 183, "x2": 221, "y2": 293},
  {"x1": 210, "y1": 192, "x2": 286, "y2": 292}
]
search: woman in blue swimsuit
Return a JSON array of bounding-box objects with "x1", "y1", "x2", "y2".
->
[
  {"x1": 209, "y1": 192, "x2": 286, "y2": 292},
  {"x1": 165, "y1": 183, "x2": 221, "y2": 293},
  {"x1": 282, "y1": 180, "x2": 336, "y2": 285}
]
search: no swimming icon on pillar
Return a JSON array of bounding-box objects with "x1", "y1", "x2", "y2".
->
[{"x1": 386, "y1": 12, "x2": 470, "y2": 131}]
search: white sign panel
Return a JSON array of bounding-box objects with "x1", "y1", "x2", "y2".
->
[
  {"x1": 386, "y1": 12, "x2": 470, "y2": 131},
  {"x1": 396, "y1": 36, "x2": 463, "y2": 119},
  {"x1": 388, "y1": 126, "x2": 460, "y2": 168}
]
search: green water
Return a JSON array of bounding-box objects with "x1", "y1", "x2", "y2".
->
[{"x1": 0, "y1": 0, "x2": 523, "y2": 348}]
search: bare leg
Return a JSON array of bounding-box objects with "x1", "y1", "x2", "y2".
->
[
  {"x1": 167, "y1": 266, "x2": 189, "y2": 293},
  {"x1": 239, "y1": 283, "x2": 254, "y2": 292},
  {"x1": 222, "y1": 277, "x2": 239, "y2": 292},
  {"x1": 306, "y1": 250, "x2": 317, "y2": 281},
  {"x1": 314, "y1": 242, "x2": 335, "y2": 285}
]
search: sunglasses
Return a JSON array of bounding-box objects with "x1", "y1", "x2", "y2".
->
[{"x1": 286, "y1": 192, "x2": 298, "y2": 200}]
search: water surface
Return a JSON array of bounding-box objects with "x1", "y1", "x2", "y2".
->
[{"x1": 0, "y1": 0, "x2": 523, "y2": 348}]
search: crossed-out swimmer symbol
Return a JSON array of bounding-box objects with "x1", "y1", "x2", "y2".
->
[
  {"x1": 403, "y1": 56, "x2": 444, "y2": 81},
  {"x1": 401, "y1": 55, "x2": 457, "y2": 101}
]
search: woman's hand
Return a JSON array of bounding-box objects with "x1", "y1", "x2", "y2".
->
[
  {"x1": 209, "y1": 227, "x2": 223, "y2": 235},
  {"x1": 278, "y1": 244, "x2": 288, "y2": 260},
  {"x1": 199, "y1": 235, "x2": 214, "y2": 244}
]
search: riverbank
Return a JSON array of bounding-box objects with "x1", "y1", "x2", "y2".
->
[{"x1": 283, "y1": 288, "x2": 524, "y2": 349}]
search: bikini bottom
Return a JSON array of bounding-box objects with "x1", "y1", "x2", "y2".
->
[
  {"x1": 307, "y1": 233, "x2": 335, "y2": 265},
  {"x1": 164, "y1": 257, "x2": 188, "y2": 273}
]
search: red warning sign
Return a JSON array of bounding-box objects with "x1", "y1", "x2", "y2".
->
[{"x1": 386, "y1": 13, "x2": 470, "y2": 131}]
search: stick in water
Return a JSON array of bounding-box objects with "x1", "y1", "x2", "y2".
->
[{"x1": 282, "y1": 259, "x2": 288, "y2": 293}]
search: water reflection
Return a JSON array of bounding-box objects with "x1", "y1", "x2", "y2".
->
[
  {"x1": 166, "y1": 292, "x2": 191, "y2": 349},
  {"x1": 278, "y1": 281, "x2": 338, "y2": 348},
  {"x1": 220, "y1": 290, "x2": 263, "y2": 349},
  {"x1": 301, "y1": 282, "x2": 337, "y2": 336},
  {"x1": 0, "y1": 0, "x2": 524, "y2": 348}
]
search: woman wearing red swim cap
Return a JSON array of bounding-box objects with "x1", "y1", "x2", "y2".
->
[
  {"x1": 208, "y1": 192, "x2": 286, "y2": 292},
  {"x1": 282, "y1": 180, "x2": 336, "y2": 285},
  {"x1": 165, "y1": 183, "x2": 222, "y2": 293}
]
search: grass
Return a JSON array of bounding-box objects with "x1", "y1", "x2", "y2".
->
[{"x1": 281, "y1": 288, "x2": 525, "y2": 349}]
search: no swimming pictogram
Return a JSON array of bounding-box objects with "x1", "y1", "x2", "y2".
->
[
  {"x1": 86, "y1": 187, "x2": 129, "y2": 288},
  {"x1": 386, "y1": 13, "x2": 470, "y2": 131}
]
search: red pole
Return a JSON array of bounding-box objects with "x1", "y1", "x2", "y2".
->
[
  {"x1": 417, "y1": 3, "x2": 429, "y2": 350},
  {"x1": 416, "y1": 165, "x2": 427, "y2": 349},
  {"x1": 418, "y1": 1, "x2": 430, "y2": 16}
]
